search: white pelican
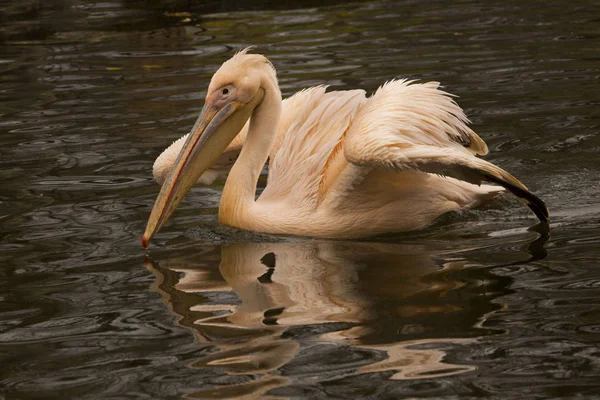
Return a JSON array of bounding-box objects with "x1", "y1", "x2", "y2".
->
[{"x1": 142, "y1": 49, "x2": 548, "y2": 247}]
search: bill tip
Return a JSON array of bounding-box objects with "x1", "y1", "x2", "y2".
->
[{"x1": 142, "y1": 236, "x2": 148, "y2": 249}]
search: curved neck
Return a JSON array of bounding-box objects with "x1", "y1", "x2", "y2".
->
[{"x1": 219, "y1": 80, "x2": 282, "y2": 226}]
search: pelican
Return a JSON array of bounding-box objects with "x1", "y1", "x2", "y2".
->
[{"x1": 143, "y1": 49, "x2": 548, "y2": 247}]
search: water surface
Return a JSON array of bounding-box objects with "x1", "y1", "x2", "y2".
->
[{"x1": 1, "y1": 0, "x2": 599, "y2": 398}]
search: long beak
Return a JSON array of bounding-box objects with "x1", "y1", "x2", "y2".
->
[{"x1": 142, "y1": 99, "x2": 250, "y2": 248}]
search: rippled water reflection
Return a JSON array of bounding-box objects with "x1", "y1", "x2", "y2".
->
[
  {"x1": 145, "y1": 241, "x2": 505, "y2": 398},
  {"x1": 1, "y1": 0, "x2": 599, "y2": 398}
]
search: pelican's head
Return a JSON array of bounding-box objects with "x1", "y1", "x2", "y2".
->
[{"x1": 142, "y1": 49, "x2": 277, "y2": 248}]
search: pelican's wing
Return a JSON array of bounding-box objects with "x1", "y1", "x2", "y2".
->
[
  {"x1": 342, "y1": 80, "x2": 548, "y2": 222},
  {"x1": 260, "y1": 87, "x2": 366, "y2": 208}
]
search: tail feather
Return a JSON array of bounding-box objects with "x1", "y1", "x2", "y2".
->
[{"x1": 387, "y1": 145, "x2": 550, "y2": 223}]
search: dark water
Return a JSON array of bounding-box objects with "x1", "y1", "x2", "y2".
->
[{"x1": 1, "y1": 0, "x2": 599, "y2": 398}]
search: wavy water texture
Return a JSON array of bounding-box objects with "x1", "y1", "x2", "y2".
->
[{"x1": 0, "y1": 0, "x2": 599, "y2": 399}]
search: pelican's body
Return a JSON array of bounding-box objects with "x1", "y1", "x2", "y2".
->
[{"x1": 143, "y1": 50, "x2": 548, "y2": 247}]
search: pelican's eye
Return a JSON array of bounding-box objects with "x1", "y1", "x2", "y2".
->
[{"x1": 212, "y1": 84, "x2": 237, "y2": 106}]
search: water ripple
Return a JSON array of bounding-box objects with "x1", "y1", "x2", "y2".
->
[{"x1": 1, "y1": 0, "x2": 599, "y2": 398}]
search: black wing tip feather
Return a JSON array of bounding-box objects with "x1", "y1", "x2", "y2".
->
[
  {"x1": 484, "y1": 174, "x2": 549, "y2": 223},
  {"x1": 527, "y1": 193, "x2": 549, "y2": 223}
]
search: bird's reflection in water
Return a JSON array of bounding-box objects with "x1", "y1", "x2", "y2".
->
[{"x1": 145, "y1": 237, "x2": 543, "y2": 399}]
